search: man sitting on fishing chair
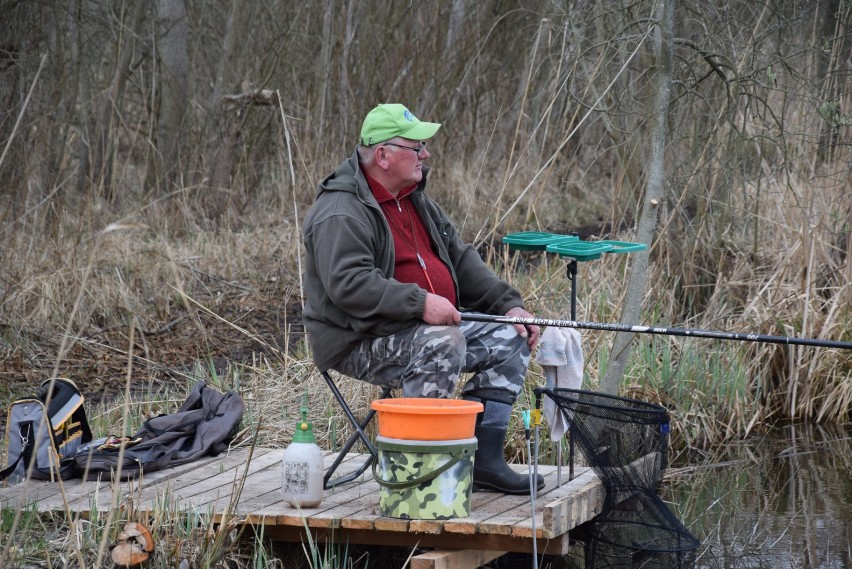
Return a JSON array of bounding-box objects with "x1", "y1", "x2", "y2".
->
[{"x1": 302, "y1": 103, "x2": 543, "y2": 495}]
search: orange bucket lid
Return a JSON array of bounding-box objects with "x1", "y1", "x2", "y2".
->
[{"x1": 370, "y1": 398, "x2": 483, "y2": 441}]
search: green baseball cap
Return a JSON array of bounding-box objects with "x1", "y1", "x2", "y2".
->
[{"x1": 360, "y1": 103, "x2": 441, "y2": 146}]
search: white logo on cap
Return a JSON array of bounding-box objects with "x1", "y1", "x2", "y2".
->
[{"x1": 403, "y1": 109, "x2": 416, "y2": 122}]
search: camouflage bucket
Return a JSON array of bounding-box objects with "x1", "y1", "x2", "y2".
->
[{"x1": 373, "y1": 436, "x2": 477, "y2": 520}]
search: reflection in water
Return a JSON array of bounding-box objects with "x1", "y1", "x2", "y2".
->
[{"x1": 664, "y1": 423, "x2": 851, "y2": 569}]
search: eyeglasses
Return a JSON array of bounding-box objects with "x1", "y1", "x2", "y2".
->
[{"x1": 383, "y1": 141, "x2": 427, "y2": 157}]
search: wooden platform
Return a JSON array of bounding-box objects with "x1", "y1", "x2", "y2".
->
[{"x1": 0, "y1": 447, "x2": 604, "y2": 566}]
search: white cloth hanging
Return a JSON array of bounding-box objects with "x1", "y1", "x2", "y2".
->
[{"x1": 535, "y1": 326, "x2": 584, "y2": 441}]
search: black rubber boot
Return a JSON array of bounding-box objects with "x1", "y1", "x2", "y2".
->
[{"x1": 473, "y1": 425, "x2": 545, "y2": 495}]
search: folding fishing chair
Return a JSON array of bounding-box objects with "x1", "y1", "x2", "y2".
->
[{"x1": 321, "y1": 370, "x2": 393, "y2": 489}]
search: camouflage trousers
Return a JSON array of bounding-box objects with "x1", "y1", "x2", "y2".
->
[{"x1": 331, "y1": 320, "x2": 530, "y2": 405}]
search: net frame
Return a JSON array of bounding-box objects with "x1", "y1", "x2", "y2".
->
[{"x1": 539, "y1": 388, "x2": 670, "y2": 504}]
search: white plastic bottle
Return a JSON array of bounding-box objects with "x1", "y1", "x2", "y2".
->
[{"x1": 281, "y1": 401, "x2": 323, "y2": 508}]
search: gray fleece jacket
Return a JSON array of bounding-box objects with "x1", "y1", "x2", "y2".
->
[{"x1": 302, "y1": 149, "x2": 524, "y2": 371}]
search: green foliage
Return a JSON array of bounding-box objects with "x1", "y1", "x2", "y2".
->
[{"x1": 623, "y1": 337, "x2": 755, "y2": 449}]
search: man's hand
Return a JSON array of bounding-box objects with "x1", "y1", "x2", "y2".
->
[
  {"x1": 505, "y1": 306, "x2": 540, "y2": 350},
  {"x1": 423, "y1": 293, "x2": 461, "y2": 326}
]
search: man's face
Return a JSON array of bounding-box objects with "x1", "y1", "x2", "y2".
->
[{"x1": 381, "y1": 138, "x2": 430, "y2": 187}]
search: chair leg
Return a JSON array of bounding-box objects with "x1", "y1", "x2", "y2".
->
[{"x1": 322, "y1": 371, "x2": 391, "y2": 490}]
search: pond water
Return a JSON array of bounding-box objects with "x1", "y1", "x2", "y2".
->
[{"x1": 663, "y1": 423, "x2": 851, "y2": 569}]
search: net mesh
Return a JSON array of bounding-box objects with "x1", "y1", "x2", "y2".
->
[
  {"x1": 536, "y1": 388, "x2": 699, "y2": 569},
  {"x1": 586, "y1": 491, "x2": 700, "y2": 569},
  {"x1": 542, "y1": 388, "x2": 670, "y2": 502}
]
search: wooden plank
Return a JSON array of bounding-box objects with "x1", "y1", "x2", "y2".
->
[
  {"x1": 0, "y1": 452, "x2": 202, "y2": 504},
  {"x1": 409, "y1": 519, "x2": 445, "y2": 535},
  {"x1": 1, "y1": 479, "x2": 96, "y2": 512},
  {"x1": 0, "y1": 447, "x2": 605, "y2": 560},
  {"x1": 437, "y1": 493, "x2": 507, "y2": 535},
  {"x1": 5, "y1": 463, "x2": 170, "y2": 513},
  {"x1": 0, "y1": 476, "x2": 89, "y2": 507},
  {"x1": 438, "y1": 491, "x2": 508, "y2": 535},
  {"x1": 0, "y1": 450, "x2": 244, "y2": 509},
  {"x1": 410, "y1": 548, "x2": 506, "y2": 569},
  {"x1": 542, "y1": 469, "x2": 604, "y2": 537},
  {"x1": 69, "y1": 447, "x2": 272, "y2": 512},
  {"x1": 185, "y1": 468, "x2": 281, "y2": 517},
  {"x1": 233, "y1": 487, "x2": 284, "y2": 516},
  {"x1": 235, "y1": 448, "x2": 373, "y2": 521},
  {"x1": 371, "y1": 516, "x2": 409, "y2": 532},
  {"x1": 380, "y1": 465, "x2": 557, "y2": 537},
  {"x1": 235, "y1": 452, "x2": 375, "y2": 514},
  {"x1": 337, "y1": 491, "x2": 406, "y2": 531},
  {"x1": 273, "y1": 466, "x2": 380, "y2": 526},
  {"x1": 250, "y1": 467, "x2": 377, "y2": 528},
  {"x1": 147, "y1": 448, "x2": 276, "y2": 497},
  {"x1": 252, "y1": 460, "x2": 391, "y2": 532},
  {"x1": 467, "y1": 466, "x2": 559, "y2": 536},
  {"x1": 439, "y1": 465, "x2": 563, "y2": 536},
  {"x1": 164, "y1": 452, "x2": 281, "y2": 508},
  {"x1": 404, "y1": 469, "x2": 546, "y2": 537},
  {"x1": 475, "y1": 465, "x2": 598, "y2": 539},
  {"x1": 34, "y1": 447, "x2": 265, "y2": 512},
  {"x1": 87, "y1": 448, "x2": 361, "y2": 521},
  {"x1": 262, "y1": 524, "x2": 569, "y2": 555},
  {"x1": 501, "y1": 468, "x2": 603, "y2": 540}
]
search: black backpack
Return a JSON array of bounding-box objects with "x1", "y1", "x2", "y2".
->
[
  {"x1": 72, "y1": 381, "x2": 244, "y2": 480},
  {"x1": 1, "y1": 378, "x2": 93, "y2": 483}
]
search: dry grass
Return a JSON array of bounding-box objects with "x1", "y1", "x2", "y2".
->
[
  {"x1": 1, "y1": 153, "x2": 849, "y2": 452},
  {"x1": 1, "y1": 2, "x2": 850, "y2": 566}
]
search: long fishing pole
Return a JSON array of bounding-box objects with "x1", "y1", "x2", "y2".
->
[{"x1": 461, "y1": 313, "x2": 852, "y2": 350}]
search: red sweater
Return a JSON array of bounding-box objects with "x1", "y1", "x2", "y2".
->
[{"x1": 365, "y1": 174, "x2": 457, "y2": 307}]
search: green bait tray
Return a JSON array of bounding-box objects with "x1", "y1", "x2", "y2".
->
[
  {"x1": 546, "y1": 241, "x2": 613, "y2": 261},
  {"x1": 501, "y1": 232, "x2": 579, "y2": 251},
  {"x1": 597, "y1": 240, "x2": 648, "y2": 254},
  {"x1": 503, "y1": 232, "x2": 647, "y2": 261}
]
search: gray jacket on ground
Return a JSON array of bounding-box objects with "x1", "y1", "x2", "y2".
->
[{"x1": 302, "y1": 149, "x2": 524, "y2": 372}]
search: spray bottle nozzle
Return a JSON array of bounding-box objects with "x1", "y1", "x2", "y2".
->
[
  {"x1": 293, "y1": 389, "x2": 315, "y2": 442},
  {"x1": 300, "y1": 393, "x2": 309, "y2": 429},
  {"x1": 301, "y1": 390, "x2": 309, "y2": 419}
]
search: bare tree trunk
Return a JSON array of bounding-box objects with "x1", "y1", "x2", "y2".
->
[
  {"x1": 92, "y1": 1, "x2": 147, "y2": 202},
  {"x1": 814, "y1": 0, "x2": 848, "y2": 162},
  {"x1": 153, "y1": 0, "x2": 189, "y2": 194},
  {"x1": 442, "y1": 0, "x2": 466, "y2": 117},
  {"x1": 845, "y1": 194, "x2": 852, "y2": 308},
  {"x1": 317, "y1": 0, "x2": 334, "y2": 144},
  {"x1": 600, "y1": 0, "x2": 673, "y2": 395},
  {"x1": 337, "y1": 0, "x2": 357, "y2": 129},
  {"x1": 203, "y1": 0, "x2": 248, "y2": 219},
  {"x1": 66, "y1": 2, "x2": 90, "y2": 201}
]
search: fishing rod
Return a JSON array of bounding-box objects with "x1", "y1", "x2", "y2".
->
[{"x1": 461, "y1": 312, "x2": 852, "y2": 350}]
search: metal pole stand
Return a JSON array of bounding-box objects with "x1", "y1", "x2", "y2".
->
[{"x1": 502, "y1": 232, "x2": 647, "y2": 485}]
